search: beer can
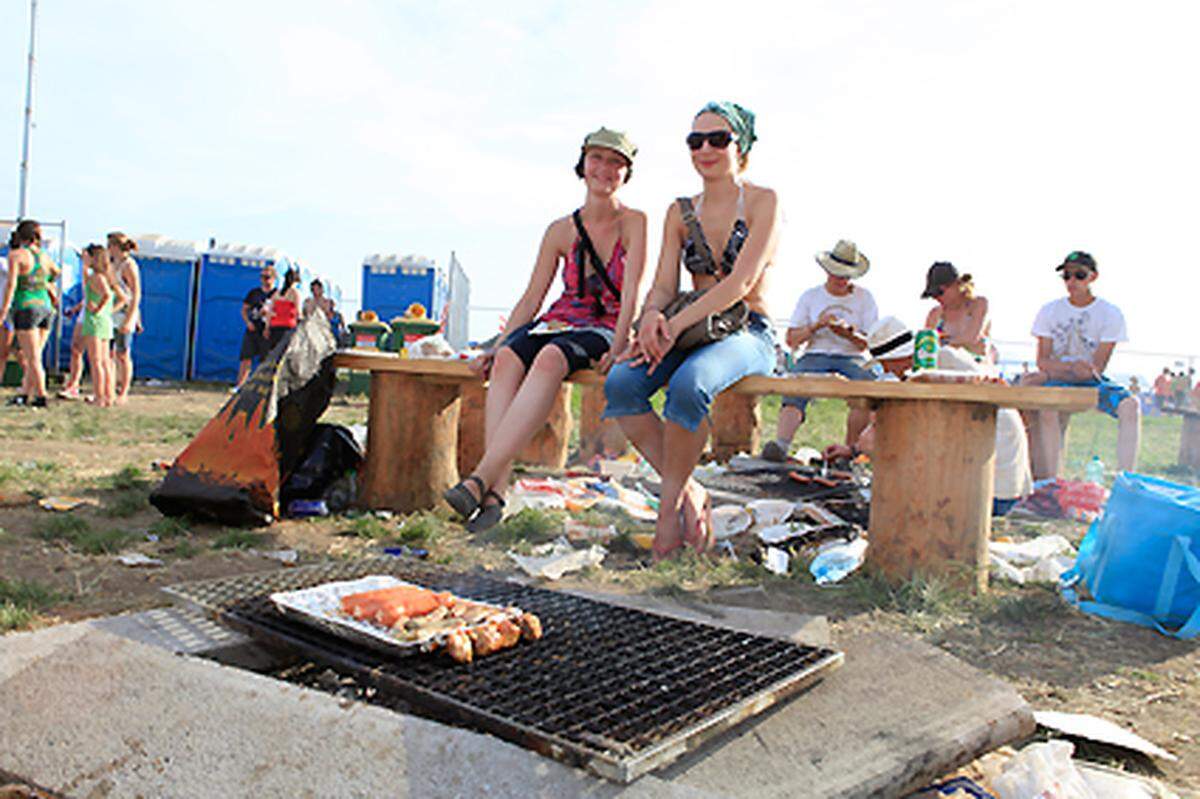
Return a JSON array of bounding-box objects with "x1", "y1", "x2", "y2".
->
[{"x1": 914, "y1": 329, "x2": 939, "y2": 370}]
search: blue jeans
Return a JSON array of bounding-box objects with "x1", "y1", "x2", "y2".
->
[
  {"x1": 1043, "y1": 376, "x2": 1131, "y2": 419},
  {"x1": 781, "y1": 352, "x2": 876, "y2": 412},
  {"x1": 603, "y1": 313, "x2": 776, "y2": 432}
]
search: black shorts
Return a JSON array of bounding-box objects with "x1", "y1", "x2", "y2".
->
[
  {"x1": 501, "y1": 324, "x2": 610, "y2": 373},
  {"x1": 268, "y1": 326, "x2": 293, "y2": 351},
  {"x1": 240, "y1": 329, "x2": 270, "y2": 361},
  {"x1": 13, "y1": 305, "x2": 54, "y2": 331}
]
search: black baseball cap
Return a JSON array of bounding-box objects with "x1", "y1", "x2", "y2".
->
[
  {"x1": 921, "y1": 261, "x2": 959, "y2": 298},
  {"x1": 1056, "y1": 250, "x2": 1097, "y2": 273}
]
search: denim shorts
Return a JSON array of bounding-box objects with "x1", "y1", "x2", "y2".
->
[
  {"x1": 501, "y1": 323, "x2": 611, "y2": 374},
  {"x1": 12, "y1": 304, "x2": 54, "y2": 331},
  {"x1": 1043, "y1": 376, "x2": 1132, "y2": 419},
  {"x1": 781, "y1": 351, "x2": 876, "y2": 412},
  {"x1": 603, "y1": 312, "x2": 776, "y2": 432}
]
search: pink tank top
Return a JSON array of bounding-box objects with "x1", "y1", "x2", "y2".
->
[
  {"x1": 540, "y1": 240, "x2": 624, "y2": 329},
  {"x1": 270, "y1": 297, "x2": 298, "y2": 328}
]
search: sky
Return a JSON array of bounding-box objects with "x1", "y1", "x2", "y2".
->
[{"x1": 2, "y1": 0, "x2": 1198, "y2": 377}]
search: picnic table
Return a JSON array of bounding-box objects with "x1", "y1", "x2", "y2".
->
[{"x1": 334, "y1": 350, "x2": 1096, "y2": 590}]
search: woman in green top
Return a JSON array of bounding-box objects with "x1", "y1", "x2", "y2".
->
[
  {"x1": 80, "y1": 244, "x2": 125, "y2": 406},
  {"x1": 0, "y1": 220, "x2": 59, "y2": 407}
]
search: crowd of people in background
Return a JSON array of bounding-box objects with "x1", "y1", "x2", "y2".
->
[{"x1": 235, "y1": 267, "x2": 343, "y2": 388}]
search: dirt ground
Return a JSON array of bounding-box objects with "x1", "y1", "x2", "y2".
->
[{"x1": 1, "y1": 384, "x2": 1197, "y2": 793}]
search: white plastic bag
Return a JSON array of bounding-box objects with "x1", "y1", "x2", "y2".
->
[{"x1": 992, "y1": 741, "x2": 1097, "y2": 799}]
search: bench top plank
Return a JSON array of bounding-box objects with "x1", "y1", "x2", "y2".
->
[{"x1": 335, "y1": 350, "x2": 1096, "y2": 412}]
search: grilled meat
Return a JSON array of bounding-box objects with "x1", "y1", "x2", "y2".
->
[{"x1": 519, "y1": 612, "x2": 543, "y2": 641}]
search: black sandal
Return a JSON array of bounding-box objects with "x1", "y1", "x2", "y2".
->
[
  {"x1": 443, "y1": 475, "x2": 486, "y2": 520},
  {"x1": 468, "y1": 490, "x2": 506, "y2": 534}
]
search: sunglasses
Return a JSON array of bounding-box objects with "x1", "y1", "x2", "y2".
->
[
  {"x1": 1061, "y1": 270, "x2": 1092, "y2": 281},
  {"x1": 686, "y1": 130, "x2": 735, "y2": 151}
]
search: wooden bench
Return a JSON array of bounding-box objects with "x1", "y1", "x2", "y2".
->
[{"x1": 335, "y1": 350, "x2": 1096, "y2": 590}]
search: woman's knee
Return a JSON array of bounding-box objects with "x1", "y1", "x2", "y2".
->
[
  {"x1": 1118, "y1": 395, "x2": 1141, "y2": 422},
  {"x1": 530, "y1": 344, "x2": 569, "y2": 378},
  {"x1": 492, "y1": 347, "x2": 526, "y2": 380}
]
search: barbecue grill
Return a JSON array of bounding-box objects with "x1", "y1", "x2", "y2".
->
[{"x1": 165, "y1": 558, "x2": 842, "y2": 783}]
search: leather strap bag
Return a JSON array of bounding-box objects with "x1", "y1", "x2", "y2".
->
[{"x1": 659, "y1": 198, "x2": 748, "y2": 351}]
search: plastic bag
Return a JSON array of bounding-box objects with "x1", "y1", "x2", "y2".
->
[
  {"x1": 1062, "y1": 472, "x2": 1200, "y2": 639},
  {"x1": 280, "y1": 424, "x2": 364, "y2": 509},
  {"x1": 992, "y1": 741, "x2": 1096, "y2": 799}
]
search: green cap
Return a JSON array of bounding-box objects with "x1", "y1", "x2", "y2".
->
[{"x1": 582, "y1": 127, "x2": 637, "y2": 164}]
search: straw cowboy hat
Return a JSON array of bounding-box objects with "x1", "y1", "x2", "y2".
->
[
  {"x1": 815, "y1": 239, "x2": 870, "y2": 279},
  {"x1": 866, "y1": 316, "x2": 914, "y2": 364}
]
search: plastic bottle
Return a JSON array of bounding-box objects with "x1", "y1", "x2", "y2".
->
[
  {"x1": 809, "y1": 538, "x2": 868, "y2": 585},
  {"x1": 1084, "y1": 455, "x2": 1104, "y2": 484}
]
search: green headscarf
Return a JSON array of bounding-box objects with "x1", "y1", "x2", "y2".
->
[{"x1": 696, "y1": 101, "x2": 757, "y2": 156}]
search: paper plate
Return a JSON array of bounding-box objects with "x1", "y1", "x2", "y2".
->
[{"x1": 711, "y1": 505, "x2": 753, "y2": 540}]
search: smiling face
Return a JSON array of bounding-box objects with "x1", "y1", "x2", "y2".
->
[
  {"x1": 934, "y1": 279, "x2": 963, "y2": 306},
  {"x1": 689, "y1": 111, "x2": 739, "y2": 179},
  {"x1": 824, "y1": 272, "x2": 853, "y2": 296},
  {"x1": 581, "y1": 146, "x2": 630, "y2": 194}
]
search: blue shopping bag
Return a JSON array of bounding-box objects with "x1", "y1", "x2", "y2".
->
[{"x1": 1061, "y1": 472, "x2": 1200, "y2": 639}]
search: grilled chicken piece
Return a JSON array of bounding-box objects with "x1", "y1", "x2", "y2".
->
[
  {"x1": 444, "y1": 629, "x2": 473, "y2": 664},
  {"x1": 467, "y1": 623, "x2": 505, "y2": 656},
  {"x1": 494, "y1": 618, "x2": 521, "y2": 649},
  {"x1": 519, "y1": 612, "x2": 543, "y2": 641}
]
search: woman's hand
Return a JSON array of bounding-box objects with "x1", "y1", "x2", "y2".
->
[
  {"x1": 469, "y1": 350, "x2": 495, "y2": 379},
  {"x1": 637, "y1": 309, "x2": 673, "y2": 367}
]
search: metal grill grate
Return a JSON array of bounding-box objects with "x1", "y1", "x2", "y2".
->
[{"x1": 165, "y1": 559, "x2": 842, "y2": 782}]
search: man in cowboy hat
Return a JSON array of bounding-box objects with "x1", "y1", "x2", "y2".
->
[
  {"x1": 761, "y1": 239, "x2": 878, "y2": 462},
  {"x1": 824, "y1": 317, "x2": 1033, "y2": 515},
  {"x1": 1020, "y1": 250, "x2": 1140, "y2": 479}
]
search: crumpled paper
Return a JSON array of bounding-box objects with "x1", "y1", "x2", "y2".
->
[
  {"x1": 988, "y1": 534, "x2": 1076, "y2": 585},
  {"x1": 116, "y1": 552, "x2": 164, "y2": 567},
  {"x1": 508, "y1": 537, "x2": 606, "y2": 580}
]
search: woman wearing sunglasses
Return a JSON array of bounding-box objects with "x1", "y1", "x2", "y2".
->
[
  {"x1": 920, "y1": 261, "x2": 995, "y2": 362},
  {"x1": 443, "y1": 128, "x2": 647, "y2": 533},
  {"x1": 604, "y1": 102, "x2": 779, "y2": 559}
]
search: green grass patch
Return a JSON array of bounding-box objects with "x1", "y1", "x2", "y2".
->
[
  {"x1": 345, "y1": 514, "x2": 392, "y2": 540},
  {"x1": 73, "y1": 528, "x2": 137, "y2": 555},
  {"x1": 167, "y1": 540, "x2": 202, "y2": 559},
  {"x1": 485, "y1": 507, "x2": 564, "y2": 547},
  {"x1": 34, "y1": 513, "x2": 92, "y2": 542},
  {"x1": 393, "y1": 510, "x2": 450, "y2": 546},
  {"x1": 0, "y1": 462, "x2": 20, "y2": 485},
  {"x1": 0, "y1": 578, "x2": 62, "y2": 632},
  {"x1": 103, "y1": 488, "x2": 149, "y2": 518},
  {"x1": 107, "y1": 465, "x2": 146, "y2": 490},
  {"x1": 212, "y1": 529, "x2": 268, "y2": 550},
  {"x1": 149, "y1": 516, "x2": 191, "y2": 540},
  {"x1": 0, "y1": 602, "x2": 35, "y2": 632}
]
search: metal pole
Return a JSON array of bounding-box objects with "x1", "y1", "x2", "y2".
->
[{"x1": 17, "y1": 0, "x2": 38, "y2": 219}]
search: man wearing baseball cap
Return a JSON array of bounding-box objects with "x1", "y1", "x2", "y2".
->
[
  {"x1": 761, "y1": 239, "x2": 878, "y2": 462},
  {"x1": 1021, "y1": 250, "x2": 1140, "y2": 479}
]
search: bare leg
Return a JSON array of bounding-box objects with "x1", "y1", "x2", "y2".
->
[
  {"x1": 774, "y1": 405, "x2": 804, "y2": 448},
  {"x1": 451, "y1": 348, "x2": 527, "y2": 506},
  {"x1": 236, "y1": 358, "x2": 251, "y2": 387},
  {"x1": 846, "y1": 404, "x2": 870, "y2": 446},
  {"x1": 64, "y1": 333, "x2": 85, "y2": 393},
  {"x1": 1116, "y1": 396, "x2": 1140, "y2": 472},
  {"x1": 473, "y1": 347, "x2": 571, "y2": 490},
  {"x1": 17, "y1": 328, "x2": 47, "y2": 398},
  {"x1": 0, "y1": 327, "x2": 10, "y2": 371},
  {"x1": 85, "y1": 337, "x2": 110, "y2": 406},
  {"x1": 115, "y1": 348, "x2": 133, "y2": 403},
  {"x1": 658, "y1": 419, "x2": 711, "y2": 554}
]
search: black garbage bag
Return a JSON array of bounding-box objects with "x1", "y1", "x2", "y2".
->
[
  {"x1": 150, "y1": 315, "x2": 337, "y2": 526},
  {"x1": 280, "y1": 424, "x2": 363, "y2": 511}
]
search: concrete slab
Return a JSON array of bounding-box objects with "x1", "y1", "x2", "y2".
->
[
  {"x1": 0, "y1": 595, "x2": 1032, "y2": 798},
  {"x1": 0, "y1": 623, "x2": 706, "y2": 799}
]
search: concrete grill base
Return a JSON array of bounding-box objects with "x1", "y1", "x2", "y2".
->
[{"x1": 0, "y1": 598, "x2": 1032, "y2": 798}]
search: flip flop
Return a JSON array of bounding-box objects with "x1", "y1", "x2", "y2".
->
[
  {"x1": 651, "y1": 511, "x2": 687, "y2": 562},
  {"x1": 467, "y1": 490, "x2": 506, "y2": 534},
  {"x1": 443, "y1": 475, "x2": 486, "y2": 520}
]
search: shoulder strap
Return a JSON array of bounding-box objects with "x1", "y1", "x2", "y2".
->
[
  {"x1": 676, "y1": 197, "x2": 725, "y2": 276},
  {"x1": 571, "y1": 210, "x2": 621, "y2": 300}
]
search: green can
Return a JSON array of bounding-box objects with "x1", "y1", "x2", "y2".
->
[{"x1": 914, "y1": 329, "x2": 939, "y2": 370}]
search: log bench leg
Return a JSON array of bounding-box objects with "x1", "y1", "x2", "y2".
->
[
  {"x1": 1180, "y1": 415, "x2": 1200, "y2": 469},
  {"x1": 457, "y1": 381, "x2": 487, "y2": 477},
  {"x1": 578, "y1": 383, "x2": 627, "y2": 460},
  {"x1": 866, "y1": 399, "x2": 997, "y2": 592},
  {"x1": 710, "y1": 393, "x2": 761, "y2": 461},
  {"x1": 359, "y1": 373, "x2": 462, "y2": 513}
]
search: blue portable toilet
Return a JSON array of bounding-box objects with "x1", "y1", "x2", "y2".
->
[
  {"x1": 192, "y1": 243, "x2": 290, "y2": 383},
  {"x1": 361, "y1": 253, "x2": 448, "y2": 328},
  {"x1": 125, "y1": 236, "x2": 200, "y2": 381}
]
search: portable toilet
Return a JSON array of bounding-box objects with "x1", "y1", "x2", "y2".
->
[
  {"x1": 192, "y1": 242, "x2": 290, "y2": 382},
  {"x1": 124, "y1": 235, "x2": 200, "y2": 381},
  {"x1": 360, "y1": 253, "x2": 449, "y2": 333}
]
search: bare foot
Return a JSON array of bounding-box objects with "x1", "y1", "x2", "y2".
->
[
  {"x1": 113, "y1": 395, "x2": 129, "y2": 406},
  {"x1": 681, "y1": 480, "x2": 712, "y2": 553},
  {"x1": 651, "y1": 510, "x2": 686, "y2": 562}
]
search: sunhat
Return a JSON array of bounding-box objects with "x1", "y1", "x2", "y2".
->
[
  {"x1": 866, "y1": 316, "x2": 914, "y2": 363},
  {"x1": 816, "y1": 239, "x2": 870, "y2": 279},
  {"x1": 582, "y1": 127, "x2": 637, "y2": 164}
]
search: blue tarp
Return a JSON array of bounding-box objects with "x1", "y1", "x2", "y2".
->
[
  {"x1": 361, "y1": 260, "x2": 448, "y2": 326},
  {"x1": 133, "y1": 254, "x2": 198, "y2": 380}
]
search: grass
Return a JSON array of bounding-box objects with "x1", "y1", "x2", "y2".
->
[
  {"x1": 148, "y1": 516, "x2": 192, "y2": 540},
  {"x1": 0, "y1": 578, "x2": 62, "y2": 632},
  {"x1": 345, "y1": 514, "x2": 392, "y2": 540},
  {"x1": 0, "y1": 459, "x2": 63, "y2": 495},
  {"x1": 393, "y1": 510, "x2": 451, "y2": 546},
  {"x1": 36, "y1": 514, "x2": 137, "y2": 554},
  {"x1": 103, "y1": 488, "x2": 149, "y2": 518},
  {"x1": 485, "y1": 507, "x2": 564, "y2": 547},
  {"x1": 107, "y1": 465, "x2": 145, "y2": 490},
  {"x1": 34, "y1": 513, "x2": 92, "y2": 542},
  {"x1": 167, "y1": 540, "x2": 203, "y2": 559},
  {"x1": 211, "y1": 529, "x2": 268, "y2": 550}
]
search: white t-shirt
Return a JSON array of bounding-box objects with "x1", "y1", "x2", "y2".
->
[
  {"x1": 788, "y1": 284, "x2": 878, "y2": 356},
  {"x1": 1030, "y1": 296, "x2": 1127, "y2": 363}
]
